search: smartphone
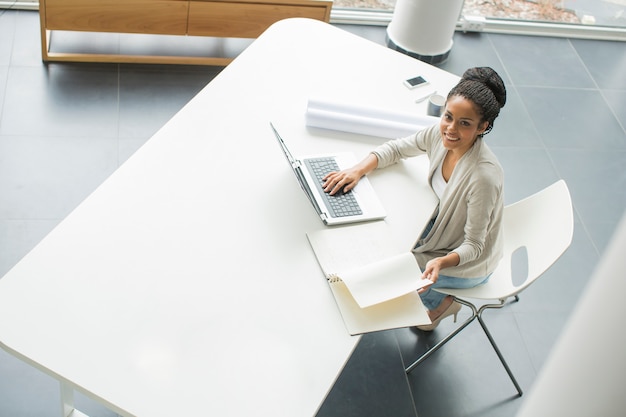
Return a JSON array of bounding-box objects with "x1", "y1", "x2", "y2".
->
[{"x1": 404, "y1": 75, "x2": 429, "y2": 89}]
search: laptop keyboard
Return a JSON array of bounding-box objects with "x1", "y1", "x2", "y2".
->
[{"x1": 304, "y1": 157, "x2": 363, "y2": 218}]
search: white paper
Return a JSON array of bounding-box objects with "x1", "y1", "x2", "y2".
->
[
  {"x1": 339, "y1": 252, "x2": 432, "y2": 308},
  {"x1": 305, "y1": 96, "x2": 440, "y2": 139},
  {"x1": 328, "y1": 281, "x2": 430, "y2": 335}
]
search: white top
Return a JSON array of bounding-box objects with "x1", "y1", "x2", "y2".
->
[
  {"x1": 0, "y1": 18, "x2": 458, "y2": 417},
  {"x1": 432, "y1": 158, "x2": 448, "y2": 199}
]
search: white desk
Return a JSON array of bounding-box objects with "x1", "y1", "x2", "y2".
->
[{"x1": 0, "y1": 19, "x2": 458, "y2": 416}]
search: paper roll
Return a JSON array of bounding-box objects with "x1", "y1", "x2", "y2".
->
[{"x1": 305, "y1": 97, "x2": 439, "y2": 139}]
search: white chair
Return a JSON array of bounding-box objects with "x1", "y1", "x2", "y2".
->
[{"x1": 405, "y1": 180, "x2": 574, "y2": 397}]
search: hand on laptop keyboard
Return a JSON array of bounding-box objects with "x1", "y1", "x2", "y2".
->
[
  {"x1": 305, "y1": 158, "x2": 363, "y2": 218},
  {"x1": 323, "y1": 168, "x2": 360, "y2": 195},
  {"x1": 322, "y1": 153, "x2": 379, "y2": 196}
]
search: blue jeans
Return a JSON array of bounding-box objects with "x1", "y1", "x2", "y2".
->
[
  {"x1": 420, "y1": 274, "x2": 491, "y2": 310},
  {"x1": 416, "y1": 217, "x2": 490, "y2": 310}
]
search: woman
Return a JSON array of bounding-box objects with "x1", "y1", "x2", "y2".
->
[{"x1": 323, "y1": 67, "x2": 507, "y2": 331}]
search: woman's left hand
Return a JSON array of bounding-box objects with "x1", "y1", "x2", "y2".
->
[
  {"x1": 421, "y1": 252, "x2": 461, "y2": 284},
  {"x1": 422, "y1": 258, "x2": 442, "y2": 283}
]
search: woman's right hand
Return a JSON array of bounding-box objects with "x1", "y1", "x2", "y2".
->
[
  {"x1": 322, "y1": 168, "x2": 363, "y2": 195},
  {"x1": 322, "y1": 153, "x2": 379, "y2": 196}
]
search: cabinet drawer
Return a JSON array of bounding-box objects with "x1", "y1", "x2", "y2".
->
[
  {"x1": 188, "y1": 1, "x2": 330, "y2": 38},
  {"x1": 45, "y1": 0, "x2": 188, "y2": 35}
]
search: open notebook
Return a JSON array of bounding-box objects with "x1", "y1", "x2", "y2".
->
[{"x1": 306, "y1": 222, "x2": 432, "y2": 335}]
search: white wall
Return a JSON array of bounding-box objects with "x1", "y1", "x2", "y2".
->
[{"x1": 517, "y1": 213, "x2": 626, "y2": 416}]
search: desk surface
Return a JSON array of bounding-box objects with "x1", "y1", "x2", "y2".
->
[{"x1": 0, "y1": 19, "x2": 458, "y2": 416}]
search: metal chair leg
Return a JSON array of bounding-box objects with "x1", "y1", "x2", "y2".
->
[
  {"x1": 477, "y1": 306, "x2": 524, "y2": 396},
  {"x1": 406, "y1": 296, "x2": 524, "y2": 397},
  {"x1": 405, "y1": 298, "x2": 477, "y2": 373}
]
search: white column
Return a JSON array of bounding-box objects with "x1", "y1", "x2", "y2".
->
[{"x1": 387, "y1": 0, "x2": 464, "y2": 64}]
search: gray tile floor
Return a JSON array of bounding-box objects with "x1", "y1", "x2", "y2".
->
[{"x1": 1, "y1": 9, "x2": 625, "y2": 417}]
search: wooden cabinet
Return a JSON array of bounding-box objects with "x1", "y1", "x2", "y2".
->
[
  {"x1": 188, "y1": 0, "x2": 330, "y2": 38},
  {"x1": 39, "y1": 0, "x2": 332, "y2": 65},
  {"x1": 43, "y1": 0, "x2": 189, "y2": 35}
]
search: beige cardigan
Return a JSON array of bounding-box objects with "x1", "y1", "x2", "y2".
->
[{"x1": 373, "y1": 124, "x2": 503, "y2": 278}]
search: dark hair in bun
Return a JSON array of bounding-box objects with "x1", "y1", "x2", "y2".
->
[{"x1": 447, "y1": 67, "x2": 507, "y2": 136}]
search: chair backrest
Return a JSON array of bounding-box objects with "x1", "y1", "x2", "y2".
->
[
  {"x1": 438, "y1": 180, "x2": 574, "y2": 300},
  {"x1": 501, "y1": 180, "x2": 574, "y2": 296}
]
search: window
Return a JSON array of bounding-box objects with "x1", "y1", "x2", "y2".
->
[{"x1": 332, "y1": 0, "x2": 626, "y2": 40}]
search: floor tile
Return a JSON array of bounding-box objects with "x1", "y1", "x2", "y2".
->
[
  {"x1": 0, "y1": 65, "x2": 120, "y2": 138},
  {"x1": 490, "y1": 34, "x2": 595, "y2": 88},
  {"x1": 517, "y1": 86, "x2": 626, "y2": 150},
  {"x1": 118, "y1": 33, "x2": 253, "y2": 59},
  {"x1": 0, "y1": 66, "x2": 7, "y2": 118},
  {"x1": 317, "y1": 331, "x2": 417, "y2": 417},
  {"x1": 117, "y1": 137, "x2": 152, "y2": 166},
  {"x1": 48, "y1": 31, "x2": 122, "y2": 56},
  {"x1": 0, "y1": 219, "x2": 59, "y2": 278},
  {"x1": 550, "y1": 149, "x2": 626, "y2": 230},
  {"x1": 583, "y1": 215, "x2": 626, "y2": 255},
  {"x1": 118, "y1": 65, "x2": 220, "y2": 139},
  {"x1": 0, "y1": 348, "x2": 61, "y2": 417},
  {"x1": 11, "y1": 10, "x2": 43, "y2": 67},
  {"x1": 0, "y1": 10, "x2": 16, "y2": 66},
  {"x1": 602, "y1": 89, "x2": 626, "y2": 128},
  {"x1": 486, "y1": 88, "x2": 544, "y2": 150},
  {"x1": 74, "y1": 392, "x2": 121, "y2": 417},
  {"x1": 440, "y1": 33, "x2": 510, "y2": 83},
  {"x1": 0, "y1": 135, "x2": 118, "y2": 219},
  {"x1": 513, "y1": 310, "x2": 571, "y2": 372},
  {"x1": 571, "y1": 38, "x2": 626, "y2": 90},
  {"x1": 489, "y1": 147, "x2": 561, "y2": 205}
]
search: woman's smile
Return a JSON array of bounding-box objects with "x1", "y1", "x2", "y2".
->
[{"x1": 439, "y1": 96, "x2": 489, "y2": 155}]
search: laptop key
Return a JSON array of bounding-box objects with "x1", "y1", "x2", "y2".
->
[{"x1": 304, "y1": 157, "x2": 363, "y2": 218}]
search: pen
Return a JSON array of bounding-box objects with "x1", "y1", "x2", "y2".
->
[{"x1": 415, "y1": 90, "x2": 437, "y2": 103}]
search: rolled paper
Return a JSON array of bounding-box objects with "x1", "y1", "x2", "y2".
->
[{"x1": 306, "y1": 97, "x2": 439, "y2": 139}]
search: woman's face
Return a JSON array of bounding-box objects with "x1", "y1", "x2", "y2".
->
[{"x1": 439, "y1": 95, "x2": 489, "y2": 155}]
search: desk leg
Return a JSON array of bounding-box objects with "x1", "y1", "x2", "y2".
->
[{"x1": 60, "y1": 382, "x2": 89, "y2": 417}]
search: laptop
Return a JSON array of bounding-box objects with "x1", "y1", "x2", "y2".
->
[{"x1": 270, "y1": 122, "x2": 386, "y2": 226}]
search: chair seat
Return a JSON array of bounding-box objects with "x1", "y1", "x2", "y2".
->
[{"x1": 435, "y1": 280, "x2": 520, "y2": 300}]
